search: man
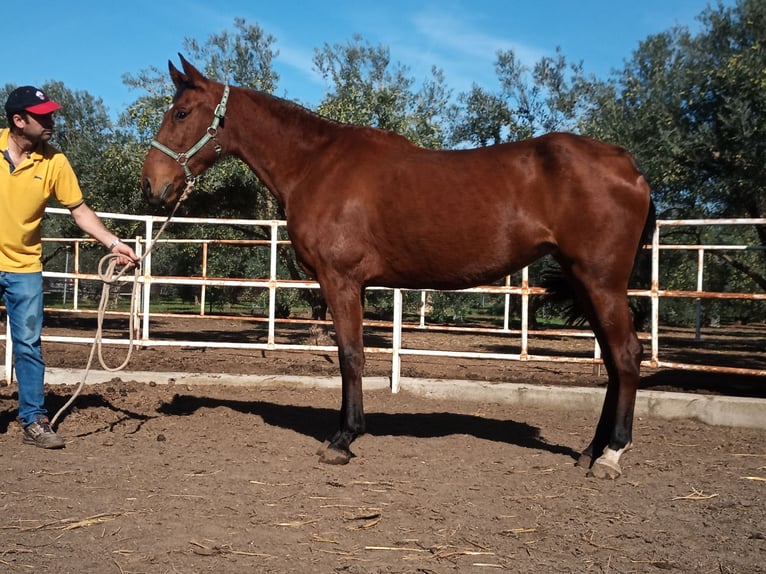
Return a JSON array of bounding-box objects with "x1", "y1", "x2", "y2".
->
[{"x1": 1, "y1": 85, "x2": 138, "y2": 448}]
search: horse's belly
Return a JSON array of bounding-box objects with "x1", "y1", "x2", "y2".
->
[{"x1": 374, "y1": 243, "x2": 549, "y2": 291}]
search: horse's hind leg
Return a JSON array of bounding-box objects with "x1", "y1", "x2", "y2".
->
[
  {"x1": 567, "y1": 272, "x2": 643, "y2": 479},
  {"x1": 579, "y1": 334, "x2": 641, "y2": 479}
]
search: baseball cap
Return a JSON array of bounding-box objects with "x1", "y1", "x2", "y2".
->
[{"x1": 4, "y1": 86, "x2": 62, "y2": 115}]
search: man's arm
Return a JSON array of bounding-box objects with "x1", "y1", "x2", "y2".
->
[{"x1": 69, "y1": 202, "x2": 139, "y2": 264}]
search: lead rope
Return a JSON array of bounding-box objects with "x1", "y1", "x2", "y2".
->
[{"x1": 51, "y1": 181, "x2": 195, "y2": 427}]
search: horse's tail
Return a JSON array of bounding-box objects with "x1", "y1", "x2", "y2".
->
[
  {"x1": 540, "y1": 268, "x2": 589, "y2": 327},
  {"x1": 639, "y1": 199, "x2": 657, "y2": 262},
  {"x1": 543, "y1": 197, "x2": 656, "y2": 327}
]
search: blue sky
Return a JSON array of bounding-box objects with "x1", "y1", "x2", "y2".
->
[{"x1": 7, "y1": 0, "x2": 731, "y2": 117}]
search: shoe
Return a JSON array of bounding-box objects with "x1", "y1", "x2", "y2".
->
[{"x1": 23, "y1": 417, "x2": 65, "y2": 449}]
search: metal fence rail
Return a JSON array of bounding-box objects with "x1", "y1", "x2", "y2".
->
[{"x1": 2, "y1": 209, "x2": 765, "y2": 387}]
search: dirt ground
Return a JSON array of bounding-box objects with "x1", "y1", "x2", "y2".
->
[{"x1": 1, "y1": 315, "x2": 765, "y2": 573}]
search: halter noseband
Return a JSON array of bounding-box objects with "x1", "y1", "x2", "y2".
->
[{"x1": 150, "y1": 84, "x2": 231, "y2": 183}]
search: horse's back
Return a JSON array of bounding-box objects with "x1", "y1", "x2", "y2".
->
[
  {"x1": 357, "y1": 131, "x2": 652, "y2": 243},
  {"x1": 337, "y1": 131, "x2": 648, "y2": 207}
]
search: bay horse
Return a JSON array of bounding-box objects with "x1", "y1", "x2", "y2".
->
[{"x1": 141, "y1": 56, "x2": 655, "y2": 479}]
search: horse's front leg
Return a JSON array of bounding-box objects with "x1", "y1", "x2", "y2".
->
[{"x1": 317, "y1": 282, "x2": 366, "y2": 465}]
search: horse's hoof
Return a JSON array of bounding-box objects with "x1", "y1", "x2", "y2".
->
[
  {"x1": 318, "y1": 445, "x2": 352, "y2": 465},
  {"x1": 588, "y1": 454, "x2": 622, "y2": 480},
  {"x1": 588, "y1": 460, "x2": 622, "y2": 479}
]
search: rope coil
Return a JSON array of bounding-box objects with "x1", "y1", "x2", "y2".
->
[{"x1": 50, "y1": 181, "x2": 194, "y2": 427}]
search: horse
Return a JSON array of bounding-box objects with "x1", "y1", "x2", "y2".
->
[{"x1": 141, "y1": 55, "x2": 656, "y2": 479}]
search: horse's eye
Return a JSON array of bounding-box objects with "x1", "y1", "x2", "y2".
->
[{"x1": 174, "y1": 110, "x2": 188, "y2": 121}]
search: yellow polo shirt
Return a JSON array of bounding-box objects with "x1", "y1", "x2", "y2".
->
[{"x1": 0, "y1": 128, "x2": 84, "y2": 272}]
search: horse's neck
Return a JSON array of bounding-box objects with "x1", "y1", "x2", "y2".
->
[{"x1": 228, "y1": 89, "x2": 335, "y2": 208}]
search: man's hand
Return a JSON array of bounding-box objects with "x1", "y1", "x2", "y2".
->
[{"x1": 111, "y1": 239, "x2": 139, "y2": 268}]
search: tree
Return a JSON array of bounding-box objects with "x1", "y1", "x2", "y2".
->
[
  {"x1": 184, "y1": 17, "x2": 280, "y2": 93},
  {"x1": 578, "y1": 0, "x2": 765, "y2": 322},
  {"x1": 690, "y1": 0, "x2": 766, "y2": 231},
  {"x1": 449, "y1": 46, "x2": 590, "y2": 148},
  {"x1": 448, "y1": 85, "x2": 511, "y2": 147},
  {"x1": 581, "y1": 0, "x2": 765, "y2": 225},
  {"x1": 313, "y1": 35, "x2": 451, "y2": 149}
]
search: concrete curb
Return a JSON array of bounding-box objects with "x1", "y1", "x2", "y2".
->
[
  {"x1": 42, "y1": 368, "x2": 766, "y2": 431},
  {"x1": 401, "y1": 378, "x2": 766, "y2": 430}
]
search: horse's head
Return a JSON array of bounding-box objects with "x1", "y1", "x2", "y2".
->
[{"x1": 141, "y1": 55, "x2": 229, "y2": 207}]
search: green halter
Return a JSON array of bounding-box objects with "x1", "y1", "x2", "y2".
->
[{"x1": 150, "y1": 84, "x2": 230, "y2": 183}]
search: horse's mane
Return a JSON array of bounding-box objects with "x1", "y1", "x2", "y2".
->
[{"x1": 238, "y1": 84, "x2": 416, "y2": 148}]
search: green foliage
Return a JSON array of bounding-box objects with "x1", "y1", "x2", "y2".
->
[
  {"x1": 581, "y1": 0, "x2": 766, "y2": 224},
  {"x1": 314, "y1": 35, "x2": 450, "y2": 149},
  {"x1": 448, "y1": 85, "x2": 511, "y2": 147},
  {"x1": 448, "y1": 46, "x2": 589, "y2": 147},
  {"x1": 576, "y1": 0, "x2": 766, "y2": 323},
  {"x1": 426, "y1": 291, "x2": 479, "y2": 324},
  {"x1": 183, "y1": 17, "x2": 280, "y2": 92}
]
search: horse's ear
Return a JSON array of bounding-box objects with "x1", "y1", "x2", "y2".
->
[
  {"x1": 178, "y1": 53, "x2": 207, "y2": 84},
  {"x1": 168, "y1": 59, "x2": 186, "y2": 89}
]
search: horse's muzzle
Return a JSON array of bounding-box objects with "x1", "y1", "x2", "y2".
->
[{"x1": 142, "y1": 178, "x2": 175, "y2": 207}]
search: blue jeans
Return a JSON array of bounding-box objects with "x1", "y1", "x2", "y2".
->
[{"x1": 0, "y1": 271, "x2": 46, "y2": 427}]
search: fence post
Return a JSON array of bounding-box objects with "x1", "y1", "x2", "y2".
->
[
  {"x1": 200, "y1": 242, "x2": 208, "y2": 316},
  {"x1": 592, "y1": 340, "x2": 602, "y2": 376},
  {"x1": 505, "y1": 275, "x2": 513, "y2": 332},
  {"x1": 141, "y1": 221, "x2": 154, "y2": 344},
  {"x1": 133, "y1": 236, "x2": 143, "y2": 344},
  {"x1": 520, "y1": 266, "x2": 529, "y2": 359},
  {"x1": 695, "y1": 247, "x2": 705, "y2": 341},
  {"x1": 650, "y1": 224, "x2": 660, "y2": 367},
  {"x1": 73, "y1": 240, "x2": 80, "y2": 310},
  {"x1": 391, "y1": 288, "x2": 403, "y2": 393},
  {"x1": 267, "y1": 221, "x2": 279, "y2": 347}
]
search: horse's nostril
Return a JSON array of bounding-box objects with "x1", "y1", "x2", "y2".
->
[
  {"x1": 142, "y1": 178, "x2": 164, "y2": 206},
  {"x1": 143, "y1": 185, "x2": 152, "y2": 203},
  {"x1": 159, "y1": 182, "x2": 174, "y2": 205}
]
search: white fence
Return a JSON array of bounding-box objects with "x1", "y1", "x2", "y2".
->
[{"x1": 2, "y1": 208, "x2": 765, "y2": 388}]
